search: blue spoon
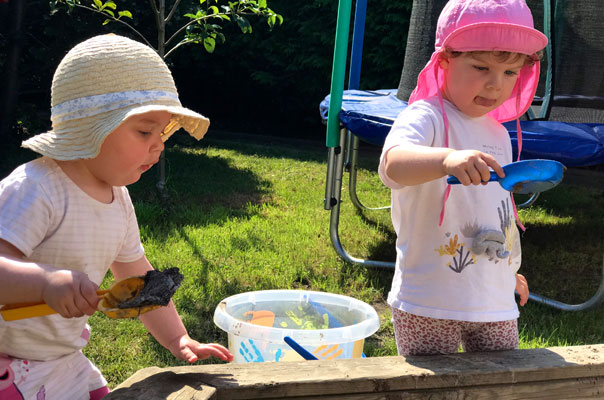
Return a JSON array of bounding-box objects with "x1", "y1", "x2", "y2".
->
[
  {"x1": 447, "y1": 159, "x2": 565, "y2": 194},
  {"x1": 284, "y1": 336, "x2": 318, "y2": 360}
]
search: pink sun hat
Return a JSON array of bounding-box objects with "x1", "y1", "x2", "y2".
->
[{"x1": 409, "y1": 0, "x2": 548, "y2": 123}]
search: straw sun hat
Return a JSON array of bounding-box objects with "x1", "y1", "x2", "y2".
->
[{"x1": 22, "y1": 34, "x2": 210, "y2": 160}]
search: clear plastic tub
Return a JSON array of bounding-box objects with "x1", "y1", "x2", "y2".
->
[{"x1": 213, "y1": 290, "x2": 380, "y2": 363}]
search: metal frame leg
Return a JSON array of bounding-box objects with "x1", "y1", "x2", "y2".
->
[
  {"x1": 526, "y1": 255, "x2": 604, "y2": 311},
  {"x1": 325, "y1": 128, "x2": 394, "y2": 269},
  {"x1": 346, "y1": 133, "x2": 391, "y2": 212},
  {"x1": 516, "y1": 192, "x2": 540, "y2": 209}
]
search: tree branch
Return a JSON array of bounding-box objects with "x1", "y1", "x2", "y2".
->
[
  {"x1": 148, "y1": 0, "x2": 159, "y2": 15},
  {"x1": 163, "y1": 39, "x2": 190, "y2": 59},
  {"x1": 71, "y1": 3, "x2": 152, "y2": 47},
  {"x1": 166, "y1": 11, "x2": 257, "y2": 46},
  {"x1": 149, "y1": 0, "x2": 160, "y2": 28},
  {"x1": 165, "y1": 0, "x2": 182, "y2": 23}
]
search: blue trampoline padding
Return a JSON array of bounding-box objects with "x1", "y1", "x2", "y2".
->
[
  {"x1": 505, "y1": 121, "x2": 604, "y2": 167},
  {"x1": 319, "y1": 89, "x2": 404, "y2": 146},
  {"x1": 320, "y1": 89, "x2": 604, "y2": 166}
]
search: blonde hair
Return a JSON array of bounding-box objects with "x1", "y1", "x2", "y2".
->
[{"x1": 441, "y1": 48, "x2": 542, "y2": 66}]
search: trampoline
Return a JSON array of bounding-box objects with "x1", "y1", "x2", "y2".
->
[
  {"x1": 320, "y1": 89, "x2": 604, "y2": 167},
  {"x1": 322, "y1": 0, "x2": 604, "y2": 311}
]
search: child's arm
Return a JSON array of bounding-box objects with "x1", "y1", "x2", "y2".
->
[
  {"x1": 515, "y1": 273, "x2": 529, "y2": 306},
  {"x1": 384, "y1": 145, "x2": 506, "y2": 186},
  {"x1": 110, "y1": 257, "x2": 234, "y2": 363},
  {"x1": 0, "y1": 239, "x2": 99, "y2": 317}
]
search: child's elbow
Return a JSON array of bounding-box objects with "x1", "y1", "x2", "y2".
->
[{"x1": 384, "y1": 159, "x2": 406, "y2": 185}]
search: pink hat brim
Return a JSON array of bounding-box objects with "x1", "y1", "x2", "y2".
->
[{"x1": 441, "y1": 22, "x2": 548, "y2": 55}]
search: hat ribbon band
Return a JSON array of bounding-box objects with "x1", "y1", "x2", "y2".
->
[{"x1": 51, "y1": 90, "x2": 180, "y2": 124}]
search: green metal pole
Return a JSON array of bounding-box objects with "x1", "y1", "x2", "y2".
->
[{"x1": 326, "y1": 0, "x2": 353, "y2": 148}]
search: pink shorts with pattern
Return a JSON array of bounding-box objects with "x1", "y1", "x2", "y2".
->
[{"x1": 392, "y1": 308, "x2": 518, "y2": 356}]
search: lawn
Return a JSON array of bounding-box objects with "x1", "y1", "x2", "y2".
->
[{"x1": 4, "y1": 133, "x2": 603, "y2": 388}]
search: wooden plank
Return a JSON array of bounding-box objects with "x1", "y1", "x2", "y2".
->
[
  {"x1": 107, "y1": 344, "x2": 604, "y2": 400},
  {"x1": 264, "y1": 376, "x2": 604, "y2": 399},
  {"x1": 108, "y1": 366, "x2": 217, "y2": 400}
]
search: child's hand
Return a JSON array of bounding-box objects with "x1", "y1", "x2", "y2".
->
[
  {"x1": 443, "y1": 150, "x2": 505, "y2": 186},
  {"x1": 42, "y1": 269, "x2": 99, "y2": 318},
  {"x1": 166, "y1": 334, "x2": 234, "y2": 363},
  {"x1": 515, "y1": 273, "x2": 529, "y2": 306}
]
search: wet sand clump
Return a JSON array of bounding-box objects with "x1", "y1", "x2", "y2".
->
[{"x1": 118, "y1": 267, "x2": 184, "y2": 309}]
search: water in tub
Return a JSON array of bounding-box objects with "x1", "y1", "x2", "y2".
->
[{"x1": 233, "y1": 301, "x2": 365, "y2": 361}]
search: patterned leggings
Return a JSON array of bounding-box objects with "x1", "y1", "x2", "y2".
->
[{"x1": 392, "y1": 308, "x2": 518, "y2": 356}]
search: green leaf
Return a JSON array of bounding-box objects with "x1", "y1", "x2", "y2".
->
[
  {"x1": 118, "y1": 10, "x2": 133, "y2": 19},
  {"x1": 203, "y1": 37, "x2": 216, "y2": 53},
  {"x1": 235, "y1": 15, "x2": 252, "y2": 34},
  {"x1": 259, "y1": 0, "x2": 267, "y2": 8},
  {"x1": 103, "y1": 9, "x2": 115, "y2": 17},
  {"x1": 199, "y1": 0, "x2": 206, "y2": 4},
  {"x1": 209, "y1": 5, "x2": 219, "y2": 14},
  {"x1": 102, "y1": 19, "x2": 111, "y2": 25},
  {"x1": 93, "y1": 0, "x2": 102, "y2": 8},
  {"x1": 104, "y1": 1, "x2": 117, "y2": 10}
]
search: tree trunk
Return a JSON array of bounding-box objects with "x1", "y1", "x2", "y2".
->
[
  {"x1": 396, "y1": 0, "x2": 447, "y2": 101},
  {"x1": 0, "y1": 0, "x2": 26, "y2": 151},
  {"x1": 156, "y1": 0, "x2": 168, "y2": 194}
]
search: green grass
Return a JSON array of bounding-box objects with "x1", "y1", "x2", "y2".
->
[{"x1": 10, "y1": 135, "x2": 602, "y2": 388}]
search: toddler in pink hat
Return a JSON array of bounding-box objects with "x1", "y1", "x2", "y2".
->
[{"x1": 378, "y1": 0, "x2": 547, "y2": 356}]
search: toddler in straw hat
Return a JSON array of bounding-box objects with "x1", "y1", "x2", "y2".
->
[
  {"x1": 378, "y1": 0, "x2": 547, "y2": 356},
  {"x1": 0, "y1": 34, "x2": 232, "y2": 398}
]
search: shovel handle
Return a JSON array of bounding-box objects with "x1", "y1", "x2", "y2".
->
[
  {"x1": 0, "y1": 289, "x2": 109, "y2": 321},
  {"x1": 447, "y1": 171, "x2": 499, "y2": 185},
  {"x1": 284, "y1": 336, "x2": 318, "y2": 360}
]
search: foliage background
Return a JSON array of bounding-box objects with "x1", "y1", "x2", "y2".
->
[{"x1": 0, "y1": 0, "x2": 412, "y2": 151}]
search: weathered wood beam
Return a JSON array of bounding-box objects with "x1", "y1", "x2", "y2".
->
[{"x1": 107, "y1": 344, "x2": 604, "y2": 399}]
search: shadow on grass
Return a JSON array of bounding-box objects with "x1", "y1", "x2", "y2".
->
[
  {"x1": 130, "y1": 146, "x2": 273, "y2": 237},
  {"x1": 176, "y1": 133, "x2": 329, "y2": 164},
  {"x1": 131, "y1": 145, "x2": 272, "y2": 208},
  {"x1": 516, "y1": 184, "x2": 603, "y2": 305}
]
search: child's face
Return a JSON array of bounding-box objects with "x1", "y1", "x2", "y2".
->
[
  {"x1": 439, "y1": 52, "x2": 526, "y2": 118},
  {"x1": 84, "y1": 110, "x2": 171, "y2": 187}
]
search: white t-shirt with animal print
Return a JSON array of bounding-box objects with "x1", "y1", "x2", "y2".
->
[{"x1": 379, "y1": 97, "x2": 521, "y2": 322}]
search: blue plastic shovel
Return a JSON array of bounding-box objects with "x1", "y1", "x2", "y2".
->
[{"x1": 447, "y1": 159, "x2": 565, "y2": 194}]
